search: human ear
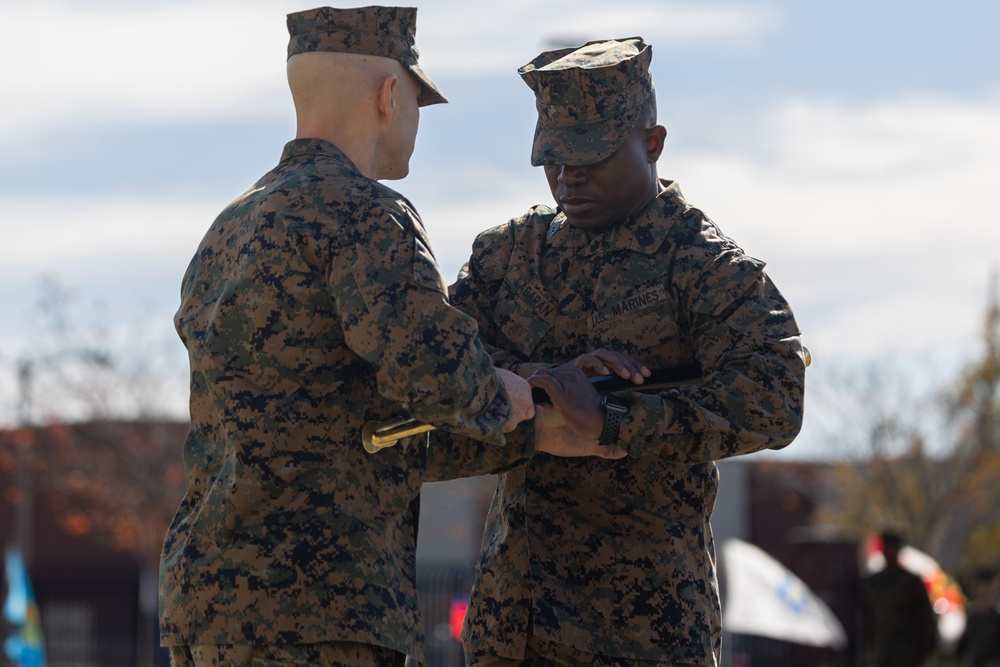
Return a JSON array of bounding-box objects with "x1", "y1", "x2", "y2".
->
[
  {"x1": 377, "y1": 74, "x2": 399, "y2": 126},
  {"x1": 646, "y1": 125, "x2": 667, "y2": 162}
]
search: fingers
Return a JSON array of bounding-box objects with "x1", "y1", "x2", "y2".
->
[
  {"x1": 589, "y1": 349, "x2": 632, "y2": 380},
  {"x1": 567, "y1": 352, "x2": 611, "y2": 377},
  {"x1": 527, "y1": 368, "x2": 598, "y2": 414},
  {"x1": 589, "y1": 349, "x2": 650, "y2": 384},
  {"x1": 526, "y1": 372, "x2": 563, "y2": 412},
  {"x1": 562, "y1": 349, "x2": 650, "y2": 384},
  {"x1": 594, "y1": 445, "x2": 629, "y2": 460},
  {"x1": 528, "y1": 368, "x2": 603, "y2": 440},
  {"x1": 526, "y1": 369, "x2": 559, "y2": 394}
]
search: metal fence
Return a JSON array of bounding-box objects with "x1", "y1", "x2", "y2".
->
[
  {"x1": 29, "y1": 563, "x2": 893, "y2": 667},
  {"x1": 31, "y1": 569, "x2": 168, "y2": 667}
]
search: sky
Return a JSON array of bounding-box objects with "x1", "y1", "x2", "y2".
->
[{"x1": 1, "y1": 0, "x2": 998, "y2": 458}]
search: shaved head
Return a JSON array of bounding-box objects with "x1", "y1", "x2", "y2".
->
[
  {"x1": 287, "y1": 51, "x2": 421, "y2": 180},
  {"x1": 288, "y1": 51, "x2": 397, "y2": 122}
]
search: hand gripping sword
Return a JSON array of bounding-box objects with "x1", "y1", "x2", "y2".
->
[{"x1": 362, "y1": 363, "x2": 704, "y2": 454}]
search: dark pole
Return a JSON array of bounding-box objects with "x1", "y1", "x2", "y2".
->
[
  {"x1": 14, "y1": 358, "x2": 34, "y2": 564},
  {"x1": 11, "y1": 349, "x2": 110, "y2": 565}
]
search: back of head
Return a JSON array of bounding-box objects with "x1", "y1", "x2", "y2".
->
[
  {"x1": 286, "y1": 6, "x2": 446, "y2": 107},
  {"x1": 880, "y1": 531, "x2": 904, "y2": 549},
  {"x1": 284, "y1": 6, "x2": 445, "y2": 178},
  {"x1": 880, "y1": 531, "x2": 904, "y2": 567},
  {"x1": 518, "y1": 37, "x2": 654, "y2": 166},
  {"x1": 286, "y1": 50, "x2": 399, "y2": 123}
]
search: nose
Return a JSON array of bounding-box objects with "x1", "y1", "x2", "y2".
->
[{"x1": 556, "y1": 164, "x2": 589, "y2": 185}]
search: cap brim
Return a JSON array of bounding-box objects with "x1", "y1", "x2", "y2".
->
[
  {"x1": 407, "y1": 63, "x2": 448, "y2": 107},
  {"x1": 529, "y1": 106, "x2": 638, "y2": 167}
]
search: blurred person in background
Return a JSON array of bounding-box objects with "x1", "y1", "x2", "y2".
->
[
  {"x1": 957, "y1": 568, "x2": 1000, "y2": 667},
  {"x1": 862, "y1": 531, "x2": 938, "y2": 667}
]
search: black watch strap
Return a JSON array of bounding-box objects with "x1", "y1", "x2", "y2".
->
[{"x1": 599, "y1": 395, "x2": 628, "y2": 446}]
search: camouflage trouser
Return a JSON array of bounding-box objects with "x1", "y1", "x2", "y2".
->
[
  {"x1": 465, "y1": 637, "x2": 703, "y2": 667},
  {"x1": 168, "y1": 641, "x2": 408, "y2": 667}
]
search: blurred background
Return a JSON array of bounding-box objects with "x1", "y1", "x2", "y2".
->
[{"x1": 1, "y1": 0, "x2": 998, "y2": 665}]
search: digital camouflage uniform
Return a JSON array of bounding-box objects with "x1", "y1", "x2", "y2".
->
[
  {"x1": 448, "y1": 39, "x2": 806, "y2": 666},
  {"x1": 158, "y1": 7, "x2": 530, "y2": 665}
]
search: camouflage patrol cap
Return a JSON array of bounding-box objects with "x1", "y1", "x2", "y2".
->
[
  {"x1": 519, "y1": 37, "x2": 653, "y2": 166},
  {"x1": 287, "y1": 6, "x2": 447, "y2": 107}
]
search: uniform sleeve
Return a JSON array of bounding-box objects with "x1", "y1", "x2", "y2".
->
[
  {"x1": 329, "y1": 197, "x2": 512, "y2": 445},
  {"x1": 616, "y1": 249, "x2": 806, "y2": 462},
  {"x1": 423, "y1": 428, "x2": 535, "y2": 482}
]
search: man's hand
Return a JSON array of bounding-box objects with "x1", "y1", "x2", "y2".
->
[
  {"x1": 533, "y1": 404, "x2": 627, "y2": 459},
  {"x1": 528, "y1": 367, "x2": 627, "y2": 459},
  {"x1": 495, "y1": 367, "x2": 535, "y2": 433},
  {"x1": 559, "y1": 348, "x2": 651, "y2": 384}
]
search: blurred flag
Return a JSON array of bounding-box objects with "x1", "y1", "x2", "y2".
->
[
  {"x1": 3, "y1": 547, "x2": 45, "y2": 667},
  {"x1": 449, "y1": 596, "x2": 468, "y2": 641},
  {"x1": 723, "y1": 538, "x2": 847, "y2": 649},
  {"x1": 864, "y1": 533, "x2": 966, "y2": 645}
]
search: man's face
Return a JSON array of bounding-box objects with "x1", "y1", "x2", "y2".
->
[{"x1": 543, "y1": 125, "x2": 663, "y2": 234}]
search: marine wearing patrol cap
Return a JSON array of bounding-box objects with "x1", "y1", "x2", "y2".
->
[
  {"x1": 287, "y1": 5, "x2": 447, "y2": 106},
  {"x1": 519, "y1": 37, "x2": 653, "y2": 166}
]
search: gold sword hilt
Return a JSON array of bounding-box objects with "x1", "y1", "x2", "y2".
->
[
  {"x1": 362, "y1": 419, "x2": 437, "y2": 454},
  {"x1": 362, "y1": 364, "x2": 704, "y2": 454}
]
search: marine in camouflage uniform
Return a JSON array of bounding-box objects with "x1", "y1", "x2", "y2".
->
[
  {"x1": 446, "y1": 38, "x2": 807, "y2": 666},
  {"x1": 158, "y1": 7, "x2": 537, "y2": 666}
]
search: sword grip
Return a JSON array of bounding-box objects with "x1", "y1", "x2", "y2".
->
[{"x1": 528, "y1": 363, "x2": 702, "y2": 404}]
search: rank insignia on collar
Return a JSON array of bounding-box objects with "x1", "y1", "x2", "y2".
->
[{"x1": 546, "y1": 218, "x2": 563, "y2": 242}]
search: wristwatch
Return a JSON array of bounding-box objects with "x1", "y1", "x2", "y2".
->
[{"x1": 599, "y1": 395, "x2": 628, "y2": 446}]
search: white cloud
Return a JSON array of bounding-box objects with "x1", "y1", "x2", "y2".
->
[
  {"x1": 670, "y1": 94, "x2": 1000, "y2": 364},
  {"x1": 414, "y1": 1, "x2": 779, "y2": 75},
  {"x1": 5, "y1": 92, "x2": 998, "y2": 372},
  {"x1": 0, "y1": 193, "x2": 216, "y2": 275},
  {"x1": 0, "y1": 0, "x2": 778, "y2": 139},
  {"x1": 0, "y1": 2, "x2": 290, "y2": 139},
  {"x1": 4, "y1": 89, "x2": 997, "y2": 374},
  {"x1": 415, "y1": 94, "x2": 1000, "y2": 370}
]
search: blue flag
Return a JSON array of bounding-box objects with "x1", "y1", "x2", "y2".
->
[{"x1": 3, "y1": 547, "x2": 45, "y2": 667}]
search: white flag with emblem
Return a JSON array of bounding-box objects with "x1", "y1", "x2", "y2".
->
[{"x1": 722, "y1": 538, "x2": 847, "y2": 649}]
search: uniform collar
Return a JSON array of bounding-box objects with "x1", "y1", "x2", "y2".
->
[
  {"x1": 546, "y1": 179, "x2": 687, "y2": 256},
  {"x1": 280, "y1": 137, "x2": 362, "y2": 174}
]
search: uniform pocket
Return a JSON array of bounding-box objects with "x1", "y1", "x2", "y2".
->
[
  {"x1": 493, "y1": 268, "x2": 554, "y2": 358},
  {"x1": 589, "y1": 285, "x2": 692, "y2": 368}
]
